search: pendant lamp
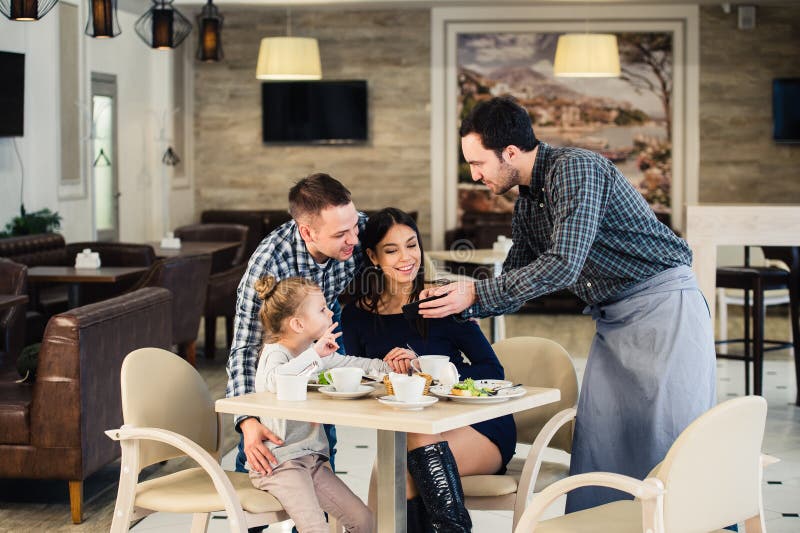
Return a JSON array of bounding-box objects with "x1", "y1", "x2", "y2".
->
[
  {"x1": 0, "y1": 0, "x2": 58, "y2": 21},
  {"x1": 255, "y1": 9, "x2": 321, "y2": 80},
  {"x1": 196, "y1": 0, "x2": 223, "y2": 62},
  {"x1": 553, "y1": 33, "x2": 620, "y2": 78},
  {"x1": 85, "y1": 0, "x2": 121, "y2": 38},
  {"x1": 135, "y1": 0, "x2": 192, "y2": 50}
]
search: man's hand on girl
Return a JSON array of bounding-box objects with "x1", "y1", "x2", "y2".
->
[
  {"x1": 315, "y1": 322, "x2": 342, "y2": 357},
  {"x1": 240, "y1": 418, "x2": 282, "y2": 475},
  {"x1": 383, "y1": 347, "x2": 417, "y2": 373}
]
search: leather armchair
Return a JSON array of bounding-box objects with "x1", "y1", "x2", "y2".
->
[
  {"x1": 0, "y1": 259, "x2": 27, "y2": 362},
  {"x1": 0, "y1": 233, "x2": 68, "y2": 267},
  {"x1": 130, "y1": 255, "x2": 212, "y2": 366},
  {"x1": 200, "y1": 209, "x2": 272, "y2": 260},
  {"x1": 0, "y1": 287, "x2": 172, "y2": 524},
  {"x1": 64, "y1": 242, "x2": 156, "y2": 305},
  {"x1": 174, "y1": 224, "x2": 248, "y2": 357}
]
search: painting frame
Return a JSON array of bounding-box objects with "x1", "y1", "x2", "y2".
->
[{"x1": 430, "y1": 5, "x2": 699, "y2": 250}]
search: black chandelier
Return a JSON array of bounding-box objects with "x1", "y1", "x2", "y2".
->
[
  {"x1": 85, "y1": 0, "x2": 121, "y2": 38},
  {"x1": 196, "y1": 0, "x2": 223, "y2": 62},
  {"x1": 0, "y1": 0, "x2": 58, "y2": 21},
  {"x1": 134, "y1": 0, "x2": 192, "y2": 50}
]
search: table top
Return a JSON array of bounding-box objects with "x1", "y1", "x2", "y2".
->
[
  {"x1": 427, "y1": 249, "x2": 508, "y2": 266},
  {"x1": 149, "y1": 241, "x2": 240, "y2": 258},
  {"x1": 27, "y1": 266, "x2": 149, "y2": 283},
  {"x1": 0, "y1": 294, "x2": 28, "y2": 311},
  {"x1": 216, "y1": 386, "x2": 560, "y2": 435}
]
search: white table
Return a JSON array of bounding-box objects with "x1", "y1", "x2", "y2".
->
[
  {"x1": 427, "y1": 249, "x2": 509, "y2": 341},
  {"x1": 216, "y1": 386, "x2": 560, "y2": 532}
]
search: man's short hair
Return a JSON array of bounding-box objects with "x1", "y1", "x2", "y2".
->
[
  {"x1": 288, "y1": 173, "x2": 353, "y2": 221},
  {"x1": 459, "y1": 96, "x2": 539, "y2": 157}
]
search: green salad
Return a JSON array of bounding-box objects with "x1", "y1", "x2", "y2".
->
[
  {"x1": 317, "y1": 371, "x2": 331, "y2": 385},
  {"x1": 451, "y1": 378, "x2": 491, "y2": 397}
]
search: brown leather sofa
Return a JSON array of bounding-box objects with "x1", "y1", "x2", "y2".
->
[
  {"x1": 130, "y1": 255, "x2": 212, "y2": 366},
  {"x1": 0, "y1": 233, "x2": 68, "y2": 267},
  {"x1": 0, "y1": 259, "x2": 27, "y2": 362},
  {"x1": 0, "y1": 287, "x2": 172, "y2": 524},
  {"x1": 174, "y1": 224, "x2": 248, "y2": 356}
]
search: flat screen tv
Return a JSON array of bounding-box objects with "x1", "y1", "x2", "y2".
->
[
  {"x1": 773, "y1": 78, "x2": 800, "y2": 143},
  {"x1": 262, "y1": 80, "x2": 367, "y2": 144},
  {"x1": 0, "y1": 51, "x2": 24, "y2": 137}
]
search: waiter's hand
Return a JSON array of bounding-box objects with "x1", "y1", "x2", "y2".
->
[{"x1": 418, "y1": 280, "x2": 476, "y2": 318}]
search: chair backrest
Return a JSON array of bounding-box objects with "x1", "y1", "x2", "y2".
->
[
  {"x1": 657, "y1": 396, "x2": 767, "y2": 532},
  {"x1": 135, "y1": 255, "x2": 212, "y2": 345},
  {"x1": 491, "y1": 337, "x2": 578, "y2": 452},
  {"x1": 173, "y1": 223, "x2": 249, "y2": 271},
  {"x1": 120, "y1": 347, "x2": 219, "y2": 469}
]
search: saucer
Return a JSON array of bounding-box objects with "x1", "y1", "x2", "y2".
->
[
  {"x1": 319, "y1": 384, "x2": 374, "y2": 399},
  {"x1": 377, "y1": 395, "x2": 438, "y2": 410}
]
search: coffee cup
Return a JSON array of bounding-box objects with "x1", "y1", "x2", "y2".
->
[
  {"x1": 322, "y1": 367, "x2": 363, "y2": 393},
  {"x1": 411, "y1": 355, "x2": 459, "y2": 388},
  {"x1": 276, "y1": 373, "x2": 308, "y2": 401},
  {"x1": 389, "y1": 373, "x2": 425, "y2": 403}
]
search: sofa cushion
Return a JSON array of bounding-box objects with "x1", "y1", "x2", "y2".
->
[
  {"x1": 0, "y1": 233, "x2": 67, "y2": 267},
  {"x1": 0, "y1": 364, "x2": 31, "y2": 445}
]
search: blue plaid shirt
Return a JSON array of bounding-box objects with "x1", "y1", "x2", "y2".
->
[
  {"x1": 467, "y1": 142, "x2": 692, "y2": 318},
  {"x1": 226, "y1": 214, "x2": 367, "y2": 426}
]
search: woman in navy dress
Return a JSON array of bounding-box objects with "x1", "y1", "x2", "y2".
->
[{"x1": 341, "y1": 208, "x2": 516, "y2": 533}]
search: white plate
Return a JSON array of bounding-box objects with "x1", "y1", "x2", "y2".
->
[
  {"x1": 307, "y1": 382, "x2": 327, "y2": 389},
  {"x1": 318, "y1": 384, "x2": 374, "y2": 399},
  {"x1": 377, "y1": 395, "x2": 438, "y2": 410},
  {"x1": 429, "y1": 383, "x2": 525, "y2": 404}
]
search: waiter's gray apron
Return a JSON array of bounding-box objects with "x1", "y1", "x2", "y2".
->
[{"x1": 565, "y1": 265, "x2": 716, "y2": 513}]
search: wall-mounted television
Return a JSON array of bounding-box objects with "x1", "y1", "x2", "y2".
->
[
  {"x1": 773, "y1": 78, "x2": 800, "y2": 143},
  {"x1": 262, "y1": 80, "x2": 368, "y2": 144},
  {"x1": 0, "y1": 51, "x2": 25, "y2": 137}
]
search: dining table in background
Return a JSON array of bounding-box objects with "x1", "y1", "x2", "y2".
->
[
  {"x1": 26, "y1": 266, "x2": 149, "y2": 308},
  {"x1": 427, "y1": 248, "x2": 509, "y2": 341},
  {"x1": 216, "y1": 385, "x2": 560, "y2": 532},
  {"x1": 148, "y1": 240, "x2": 240, "y2": 259},
  {"x1": 0, "y1": 294, "x2": 28, "y2": 312}
]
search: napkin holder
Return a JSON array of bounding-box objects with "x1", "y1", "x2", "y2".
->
[
  {"x1": 492, "y1": 235, "x2": 513, "y2": 254},
  {"x1": 74, "y1": 248, "x2": 101, "y2": 269},
  {"x1": 160, "y1": 232, "x2": 181, "y2": 249}
]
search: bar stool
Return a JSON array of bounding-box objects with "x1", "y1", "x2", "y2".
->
[{"x1": 715, "y1": 246, "x2": 800, "y2": 401}]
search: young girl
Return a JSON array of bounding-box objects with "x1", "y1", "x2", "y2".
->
[{"x1": 250, "y1": 275, "x2": 408, "y2": 533}]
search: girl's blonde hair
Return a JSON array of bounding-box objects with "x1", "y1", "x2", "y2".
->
[{"x1": 255, "y1": 275, "x2": 321, "y2": 342}]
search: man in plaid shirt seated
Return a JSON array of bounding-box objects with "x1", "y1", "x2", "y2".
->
[{"x1": 226, "y1": 173, "x2": 367, "y2": 479}]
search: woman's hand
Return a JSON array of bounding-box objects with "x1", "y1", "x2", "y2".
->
[
  {"x1": 383, "y1": 347, "x2": 417, "y2": 374},
  {"x1": 314, "y1": 322, "x2": 342, "y2": 357},
  {"x1": 240, "y1": 418, "x2": 283, "y2": 475}
]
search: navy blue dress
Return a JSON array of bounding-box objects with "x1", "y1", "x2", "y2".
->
[{"x1": 341, "y1": 303, "x2": 517, "y2": 470}]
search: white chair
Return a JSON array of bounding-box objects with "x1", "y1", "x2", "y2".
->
[
  {"x1": 514, "y1": 396, "x2": 777, "y2": 533},
  {"x1": 366, "y1": 336, "x2": 579, "y2": 530},
  {"x1": 106, "y1": 347, "x2": 289, "y2": 533}
]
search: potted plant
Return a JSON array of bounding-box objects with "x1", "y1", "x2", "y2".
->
[{"x1": 0, "y1": 205, "x2": 62, "y2": 238}]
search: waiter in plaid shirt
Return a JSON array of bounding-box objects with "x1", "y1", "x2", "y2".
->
[
  {"x1": 420, "y1": 96, "x2": 716, "y2": 513},
  {"x1": 226, "y1": 173, "x2": 367, "y2": 480}
]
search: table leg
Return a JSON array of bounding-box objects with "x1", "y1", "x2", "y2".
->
[
  {"x1": 377, "y1": 430, "x2": 406, "y2": 533},
  {"x1": 68, "y1": 283, "x2": 81, "y2": 308}
]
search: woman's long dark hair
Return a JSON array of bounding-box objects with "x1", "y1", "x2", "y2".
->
[{"x1": 357, "y1": 208, "x2": 429, "y2": 335}]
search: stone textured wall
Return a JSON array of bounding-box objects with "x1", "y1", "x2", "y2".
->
[
  {"x1": 699, "y1": 5, "x2": 800, "y2": 203},
  {"x1": 193, "y1": 9, "x2": 431, "y2": 239}
]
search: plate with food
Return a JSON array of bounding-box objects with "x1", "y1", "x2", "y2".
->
[
  {"x1": 429, "y1": 378, "x2": 525, "y2": 404},
  {"x1": 309, "y1": 371, "x2": 385, "y2": 389}
]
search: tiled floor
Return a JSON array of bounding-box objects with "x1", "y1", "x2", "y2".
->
[{"x1": 132, "y1": 346, "x2": 800, "y2": 532}]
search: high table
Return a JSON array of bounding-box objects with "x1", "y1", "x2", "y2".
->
[
  {"x1": 27, "y1": 266, "x2": 149, "y2": 308},
  {"x1": 0, "y1": 294, "x2": 28, "y2": 311},
  {"x1": 216, "y1": 385, "x2": 560, "y2": 532},
  {"x1": 427, "y1": 249, "x2": 508, "y2": 341}
]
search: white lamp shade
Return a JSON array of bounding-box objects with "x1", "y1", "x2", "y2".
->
[
  {"x1": 255, "y1": 36, "x2": 322, "y2": 80},
  {"x1": 553, "y1": 33, "x2": 621, "y2": 78}
]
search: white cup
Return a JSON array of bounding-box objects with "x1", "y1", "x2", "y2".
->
[
  {"x1": 276, "y1": 373, "x2": 308, "y2": 401},
  {"x1": 323, "y1": 367, "x2": 363, "y2": 393},
  {"x1": 389, "y1": 373, "x2": 426, "y2": 403},
  {"x1": 411, "y1": 355, "x2": 459, "y2": 388}
]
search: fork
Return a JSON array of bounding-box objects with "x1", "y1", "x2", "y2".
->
[
  {"x1": 487, "y1": 383, "x2": 523, "y2": 395},
  {"x1": 406, "y1": 343, "x2": 418, "y2": 376}
]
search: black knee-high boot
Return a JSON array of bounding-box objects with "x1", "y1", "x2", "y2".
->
[
  {"x1": 406, "y1": 496, "x2": 429, "y2": 533},
  {"x1": 407, "y1": 441, "x2": 472, "y2": 533}
]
